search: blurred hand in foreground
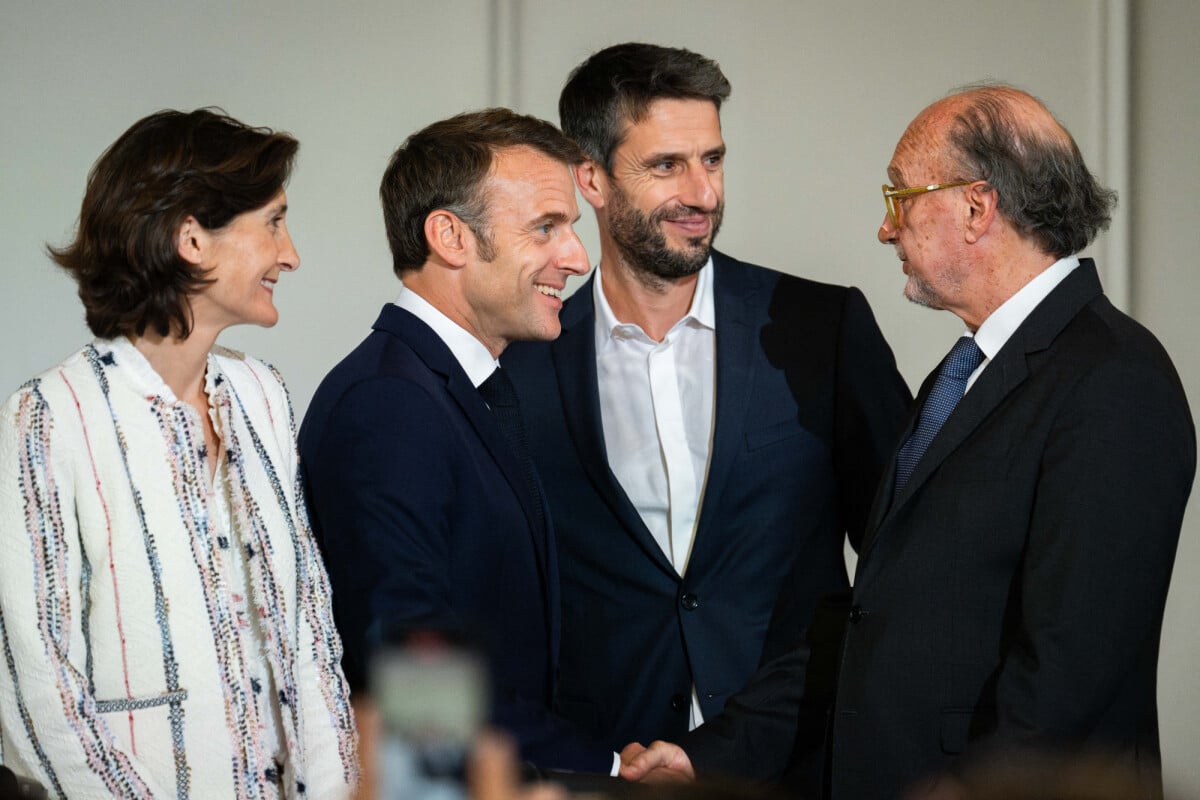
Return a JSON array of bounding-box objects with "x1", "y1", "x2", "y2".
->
[{"x1": 470, "y1": 731, "x2": 566, "y2": 800}]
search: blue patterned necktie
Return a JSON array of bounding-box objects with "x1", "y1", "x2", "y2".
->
[
  {"x1": 478, "y1": 367, "x2": 546, "y2": 533},
  {"x1": 893, "y1": 336, "x2": 985, "y2": 497}
]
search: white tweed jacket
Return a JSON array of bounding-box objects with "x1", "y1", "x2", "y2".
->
[{"x1": 0, "y1": 338, "x2": 358, "y2": 799}]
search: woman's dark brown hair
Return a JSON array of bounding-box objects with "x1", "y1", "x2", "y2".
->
[{"x1": 49, "y1": 108, "x2": 299, "y2": 339}]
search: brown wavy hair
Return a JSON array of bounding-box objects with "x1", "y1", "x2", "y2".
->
[
  {"x1": 559, "y1": 43, "x2": 731, "y2": 173},
  {"x1": 49, "y1": 108, "x2": 298, "y2": 339},
  {"x1": 380, "y1": 107, "x2": 584, "y2": 276}
]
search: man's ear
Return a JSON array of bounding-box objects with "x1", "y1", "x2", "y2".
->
[
  {"x1": 964, "y1": 181, "x2": 1000, "y2": 244},
  {"x1": 424, "y1": 209, "x2": 472, "y2": 268},
  {"x1": 176, "y1": 215, "x2": 206, "y2": 266},
  {"x1": 574, "y1": 159, "x2": 608, "y2": 210}
]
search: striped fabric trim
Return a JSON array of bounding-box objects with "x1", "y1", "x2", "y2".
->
[
  {"x1": 229, "y1": 361, "x2": 358, "y2": 786},
  {"x1": 0, "y1": 593, "x2": 67, "y2": 798},
  {"x1": 94, "y1": 690, "x2": 189, "y2": 714}
]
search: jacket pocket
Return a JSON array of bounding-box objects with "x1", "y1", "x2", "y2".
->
[
  {"x1": 939, "y1": 708, "x2": 974, "y2": 754},
  {"x1": 94, "y1": 689, "x2": 188, "y2": 714},
  {"x1": 744, "y1": 420, "x2": 815, "y2": 452}
]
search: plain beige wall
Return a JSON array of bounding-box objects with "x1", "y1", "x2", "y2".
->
[
  {"x1": 1, "y1": 0, "x2": 1196, "y2": 794},
  {"x1": 1132, "y1": 2, "x2": 1200, "y2": 796}
]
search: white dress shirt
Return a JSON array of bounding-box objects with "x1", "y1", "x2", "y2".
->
[
  {"x1": 964, "y1": 256, "x2": 1080, "y2": 391},
  {"x1": 594, "y1": 259, "x2": 716, "y2": 729},
  {"x1": 395, "y1": 285, "x2": 498, "y2": 386}
]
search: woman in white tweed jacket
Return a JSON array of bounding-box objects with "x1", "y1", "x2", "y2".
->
[{"x1": 0, "y1": 109, "x2": 357, "y2": 798}]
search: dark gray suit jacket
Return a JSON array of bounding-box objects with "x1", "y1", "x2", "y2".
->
[{"x1": 683, "y1": 260, "x2": 1195, "y2": 799}]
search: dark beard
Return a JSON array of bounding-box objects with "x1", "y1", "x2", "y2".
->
[{"x1": 607, "y1": 183, "x2": 723, "y2": 284}]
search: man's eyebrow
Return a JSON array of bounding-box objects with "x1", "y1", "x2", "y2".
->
[
  {"x1": 641, "y1": 145, "x2": 727, "y2": 164},
  {"x1": 529, "y1": 210, "x2": 577, "y2": 227},
  {"x1": 641, "y1": 149, "x2": 686, "y2": 164}
]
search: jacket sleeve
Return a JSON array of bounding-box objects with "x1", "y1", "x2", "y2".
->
[
  {"x1": 0, "y1": 384, "x2": 167, "y2": 799},
  {"x1": 832, "y1": 286, "x2": 912, "y2": 550},
  {"x1": 265, "y1": 367, "x2": 359, "y2": 797},
  {"x1": 301, "y1": 377, "x2": 466, "y2": 689},
  {"x1": 679, "y1": 640, "x2": 812, "y2": 783},
  {"x1": 984, "y1": 355, "x2": 1193, "y2": 753}
]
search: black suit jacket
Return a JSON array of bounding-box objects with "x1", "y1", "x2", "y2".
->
[
  {"x1": 299, "y1": 304, "x2": 610, "y2": 772},
  {"x1": 683, "y1": 260, "x2": 1196, "y2": 799},
  {"x1": 501, "y1": 250, "x2": 911, "y2": 763}
]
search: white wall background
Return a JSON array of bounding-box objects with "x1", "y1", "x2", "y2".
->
[{"x1": 2, "y1": 0, "x2": 1196, "y2": 794}]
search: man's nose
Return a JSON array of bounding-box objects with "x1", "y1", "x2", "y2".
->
[
  {"x1": 680, "y1": 166, "x2": 719, "y2": 212},
  {"x1": 878, "y1": 212, "x2": 898, "y2": 244},
  {"x1": 558, "y1": 227, "x2": 590, "y2": 275}
]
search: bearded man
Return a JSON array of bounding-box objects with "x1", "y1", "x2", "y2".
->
[{"x1": 501, "y1": 43, "x2": 911, "y2": 791}]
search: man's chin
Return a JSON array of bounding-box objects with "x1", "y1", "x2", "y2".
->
[
  {"x1": 904, "y1": 281, "x2": 944, "y2": 311},
  {"x1": 667, "y1": 238, "x2": 712, "y2": 271}
]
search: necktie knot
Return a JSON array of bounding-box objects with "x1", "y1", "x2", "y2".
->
[
  {"x1": 942, "y1": 336, "x2": 985, "y2": 380},
  {"x1": 479, "y1": 367, "x2": 518, "y2": 408}
]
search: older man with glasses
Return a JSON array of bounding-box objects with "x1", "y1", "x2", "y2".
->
[{"x1": 623, "y1": 83, "x2": 1195, "y2": 800}]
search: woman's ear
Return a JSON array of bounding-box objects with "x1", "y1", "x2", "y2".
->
[{"x1": 176, "y1": 215, "x2": 206, "y2": 265}]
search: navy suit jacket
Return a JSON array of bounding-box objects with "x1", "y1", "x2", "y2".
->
[
  {"x1": 299, "y1": 304, "x2": 611, "y2": 772},
  {"x1": 681, "y1": 260, "x2": 1196, "y2": 798},
  {"x1": 502, "y1": 250, "x2": 911, "y2": 761}
]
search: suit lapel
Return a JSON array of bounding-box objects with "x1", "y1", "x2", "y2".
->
[
  {"x1": 691, "y1": 252, "x2": 755, "y2": 562},
  {"x1": 855, "y1": 261, "x2": 1105, "y2": 576},
  {"x1": 373, "y1": 305, "x2": 551, "y2": 581},
  {"x1": 857, "y1": 398, "x2": 921, "y2": 560},
  {"x1": 553, "y1": 278, "x2": 677, "y2": 576}
]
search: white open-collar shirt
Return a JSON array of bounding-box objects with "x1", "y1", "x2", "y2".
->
[
  {"x1": 594, "y1": 258, "x2": 717, "y2": 577},
  {"x1": 594, "y1": 259, "x2": 717, "y2": 730}
]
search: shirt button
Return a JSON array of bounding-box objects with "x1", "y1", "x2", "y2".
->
[
  {"x1": 680, "y1": 593, "x2": 700, "y2": 611},
  {"x1": 670, "y1": 694, "x2": 688, "y2": 711}
]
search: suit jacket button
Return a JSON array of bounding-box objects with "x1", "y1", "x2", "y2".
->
[
  {"x1": 670, "y1": 694, "x2": 688, "y2": 711},
  {"x1": 849, "y1": 605, "x2": 864, "y2": 624},
  {"x1": 680, "y1": 593, "x2": 700, "y2": 610}
]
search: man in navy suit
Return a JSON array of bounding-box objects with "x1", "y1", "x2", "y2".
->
[
  {"x1": 623, "y1": 85, "x2": 1194, "y2": 799},
  {"x1": 299, "y1": 109, "x2": 613, "y2": 772},
  {"x1": 501, "y1": 43, "x2": 911, "y2": 785}
]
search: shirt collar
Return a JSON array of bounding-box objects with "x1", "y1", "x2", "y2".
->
[
  {"x1": 971, "y1": 256, "x2": 1079, "y2": 361},
  {"x1": 593, "y1": 256, "x2": 716, "y2": 350},
  {"x1": 394, "y1": 285, "x2": 498, "y2": 388},
  {"x1": 99, "y1": 336, "x2": 226, "y2": 406}
]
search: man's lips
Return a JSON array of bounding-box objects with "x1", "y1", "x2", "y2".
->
[{"x1": 664, "y1": 215, "x2": 711, "y2": 235}]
